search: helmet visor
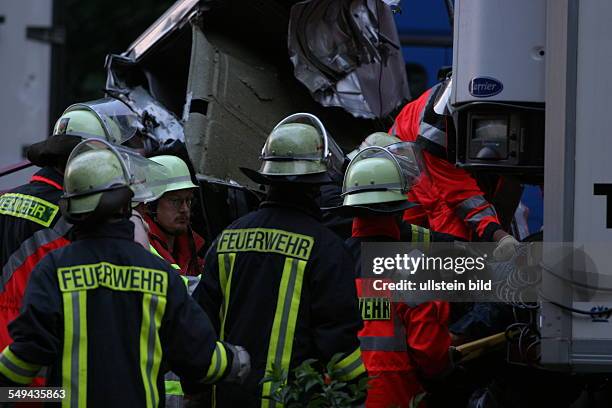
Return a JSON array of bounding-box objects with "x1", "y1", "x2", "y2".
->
[
  {"x1": 385, "y1": 141, "x2": 424, "y2": 187},
  {"x1": 67, "y1": 138, "x2": 169, "y2": 203},
  {"x1": 326, "y1": 132, "x2": 347, "y2": 182},
  {"x1": 68, "y1": 98, "x2": 141, "y2": 144},
  {"x1": 344, "y1": 143, "x2": 423, "y2": 195}
]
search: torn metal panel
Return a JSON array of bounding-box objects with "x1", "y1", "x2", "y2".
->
[
  {"x1": 288, "y1": 0, "x2": 410, "y2": 119},
  {"x1": 111, "y1": 86, "x2": 185, "y2": 143},
  {"x1": 104, "y1": 53, "x2": 143, "y2": 95}
]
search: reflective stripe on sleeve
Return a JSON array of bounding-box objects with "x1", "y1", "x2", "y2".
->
[
  {"x1": 332, "y1": 348, "x2": 366, "y2": 382},
  {"x1": 0, "y1": 346, "x2": 42, "y2": 384},
  {"x1": 466, "y1": 207, "x2": 498, "y2": 225},
  {"x1": 204, "y1": 341, "x2": 228, "y2": 384},
  {"x1": 455, "y1": 195, "x2": 490, "y2": 220}
]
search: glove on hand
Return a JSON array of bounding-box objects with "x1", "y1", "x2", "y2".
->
[{"x1": 492, "y1": 235, "x2": 519, "y2": 261}]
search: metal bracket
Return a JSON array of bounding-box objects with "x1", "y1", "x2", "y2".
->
[{"x1": 26, "y1": 26, "x2": 65, "y2": 45}]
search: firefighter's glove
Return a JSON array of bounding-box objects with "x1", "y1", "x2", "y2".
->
[
  {"x1": 223, "y1": 343, "x2": 250, "y2": 384},
  {"x1": 492, "y1": 235, "x2": 519, "y2": 261}
]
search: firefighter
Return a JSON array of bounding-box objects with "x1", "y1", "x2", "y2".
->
[
  {"x1": 0, "y1": 105, "x2": 116, "y2": 364},
  {"x1": 0, "y1": 101, "x2": 159, "y2": 361},
  {"x1": 0, "y1": 139, "x2": 250, "y2": 406},
  {"x1": 318, "y1": 132, "x2": 403, "y2": 240},
  {"x1": 346, "y1": 133, "x2": 461, "y2": 244},
  {"x1": 191, "y1": 113, "x2": 365, "y2": 407},
  {"x1": 389, "y1": 81, "x2": 519, "y2": 260},
  {"x1": 138, "y1": 155, "x2": 205, "y2": 406},
  {"x1": 332, "y1": 143, "x2": 451, "y2": 408},
  {"x1": 144, "y1": 155, "x2": 205, "y2": 276}
]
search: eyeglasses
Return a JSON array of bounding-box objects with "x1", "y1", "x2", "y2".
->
[{"x1": 163, "y1": 196, "x2": 193, "y2": 210}]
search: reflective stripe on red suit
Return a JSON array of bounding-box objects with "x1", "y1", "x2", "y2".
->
[
  {"x1": 347, "y1": 216, "x2": 451, "y2": 408},
  {"x1": 390, "y1": 86, "x2": 502, "y2": 240}
]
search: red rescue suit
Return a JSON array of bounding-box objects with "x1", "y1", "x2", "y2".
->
[
  {"x1": 390, "y1": 84, "x2": 502, "y2": 241},
  {"x1": 144, "y1": 213, "x2": 205, "y2": 276},
  {"x1": 346, "y1": 216, "x2": 451, "y2": 408}
]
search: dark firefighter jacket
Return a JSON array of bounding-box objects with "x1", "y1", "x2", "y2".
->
[
  {"x1": 192, "y1": 191, "x2": 365, "y2": 408},
  {"x1": 0, "y1": 167, "x2": 71, "y2": 355},
  {"x1": 0, "y1": 219, "x2": 233, "y2": 408}
]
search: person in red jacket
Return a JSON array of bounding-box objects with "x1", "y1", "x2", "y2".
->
[
  {"x1": 390, "y1": 80, "x2": 519, "y2": 259},
  {"x1": 144, "y1": 155, "x2": 205, "y2": 276},
  {"x1": 331, "y1": 143, "x2": 451, "y2": 407}
]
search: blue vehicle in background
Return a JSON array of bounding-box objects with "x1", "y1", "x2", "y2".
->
[{"x1": 394, "y1": 0, "x2": 453, "y2": 95}]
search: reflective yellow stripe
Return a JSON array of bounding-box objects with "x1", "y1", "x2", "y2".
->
[
  {"x1": 61, "y1": 293, "x2": 73, "y2": 408},
  {"x1": 61, "y1": 291, "x2": 87, "y2": 408},
  {"x1": 261, "y1": 258, "x2": 306, "y2": 408},
  {"x1": 333, "y1": 347, "x2": 366, "y2": 381},
  {"x1": 150, "y1": 245, "x2": 181, "y2": 270},
  {"x1": 0, "y1": 193, "x2": 59, "y2": 227},
  {"x1": 140, "y1": 293, "x2": 167, "y2": 408},
  {"x1": 165, "y1": 380, "x2": 183, "y2": 396},
  {"x1": 204, "y1": 342, "x2": 228, "y2": 383},
  {"x1": 212, "y1": 253, "x2": 236, "y2": 407},
  {"x1": 0, "y1": 347, "x2": 41, "y2": 384},
  {"x1": 423, "y1": 228, "x2": 431, "y2": 244},
  {"x1": 77, "y1": 292, "x2": 87, "y2": 408},
  {"x1": 218, "y1": 253, "x2": 236, "y2": 340}
]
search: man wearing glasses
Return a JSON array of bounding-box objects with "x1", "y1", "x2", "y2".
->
[{"x1": 144, "y1": 155, "x2": 205, "y2": 276}]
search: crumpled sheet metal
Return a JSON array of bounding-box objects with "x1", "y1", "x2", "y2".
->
[
  {"x1": 111, "y1": 85, "x2": 185, "y2": 144},
  {"x1": 288, "y1": 0, "x2": 410, "y2": 119}
]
